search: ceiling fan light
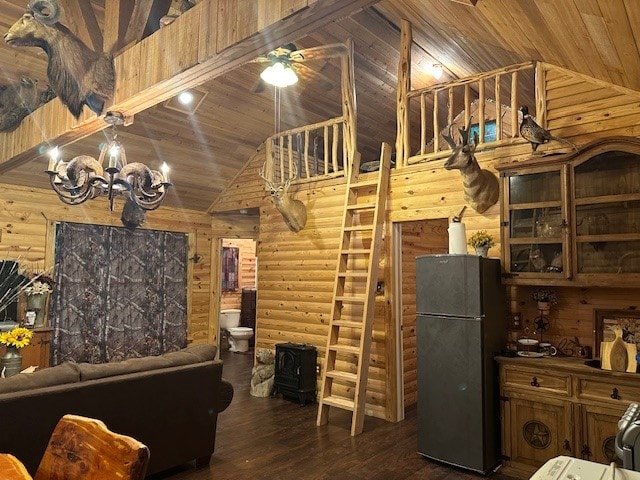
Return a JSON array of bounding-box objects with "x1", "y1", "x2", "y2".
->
[{"x1": 260, "y1": 61, "x2": 298, "y2": 87}]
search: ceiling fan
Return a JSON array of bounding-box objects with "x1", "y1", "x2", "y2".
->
[{"x1": 250, "y1": 42, "x2": 347, "y2": 93}]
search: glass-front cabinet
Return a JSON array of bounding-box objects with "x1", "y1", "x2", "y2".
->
[
  {"x1": 500, "y1": 165, "x2": 570, "y2": 281},
  {"x1": 497, "y1": 137, "x2": 640, "y2": 286}
]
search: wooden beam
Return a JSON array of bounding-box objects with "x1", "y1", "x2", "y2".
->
[
  {"x1": 104, "y1": 0, "x2": 136, "y2": 55},
  {"x1": 396, "y1": 19, "x2": 411, "y2": 168},
  {"x1": 123, "y1": 0, "x2": 172, "y2": 48},
  {"x1": 59, "y1": 0, "x2": 103, "y2": 52},
  {"x1": 0, "y1": 0, "x2": 379, "y2": 174}
]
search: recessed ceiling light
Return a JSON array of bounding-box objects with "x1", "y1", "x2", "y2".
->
[
  {"x1": 164, "y1": 88, "x2": 208, "y2": 115},
  {"x1": 177, "y1": 91, "x2": 194, "y2": 105}
]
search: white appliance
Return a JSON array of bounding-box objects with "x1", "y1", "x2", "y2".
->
[{"x1": 530, "y1": 456, "x2": 640, "y2": 480}]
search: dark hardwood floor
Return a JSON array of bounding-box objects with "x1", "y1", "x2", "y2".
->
[{"x1": 149, "y1": 349, "x2": 519, "y2": 480}]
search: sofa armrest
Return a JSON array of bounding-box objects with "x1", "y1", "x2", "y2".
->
[{"x1": 216, "y1": 379, "x2": 233, "y2": 413}]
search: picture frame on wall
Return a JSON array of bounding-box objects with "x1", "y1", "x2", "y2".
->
[{"x1": 594, "y1": 308, "x2": 640, "y2": 353}]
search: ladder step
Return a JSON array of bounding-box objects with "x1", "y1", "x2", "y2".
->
[
  {"x1": 329, "y1": 344, "x2": 361, "y2": 355},
  {"x1": 321, "y1": 395, "x2": 355, "y2": 411},
  {"x1": 335, "y1": 295, "x2": 367, "y2": 303},
  {"x1": 346, "y1": 202, "x2": 376, "y2": 211},
  {"x1": 340, "y1": 249, "x2": 371, "y2": 255},
  {"x1": 326, "y1": 370, "x2": 358, "y2": 382},
  {"x1": 344, "y1": 225, "x2": 373, "y2": 232},
  {"x1": 338, "y1": 272, "x2": 369, "y2": 278},
  {"x1": 332, "y1": 320, "x2": 364, "y2": 328},
  {"x1": 350, "y1": 179, "x2": 378, "y2": 189}
]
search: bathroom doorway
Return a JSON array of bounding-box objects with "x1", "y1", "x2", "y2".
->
[{"x1": 219, "y1": 238, "x2": 257, "y2": 355}]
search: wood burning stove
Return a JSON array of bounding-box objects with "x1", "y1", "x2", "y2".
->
[{"x1": 273, "y1": 343, "x2": 317, "y2": 406}]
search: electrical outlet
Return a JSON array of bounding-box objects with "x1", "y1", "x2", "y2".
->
[{"x1": 510, "y1": 313, "x2": 522, "y2": 330}]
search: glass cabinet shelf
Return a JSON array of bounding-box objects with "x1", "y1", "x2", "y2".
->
[{"x1": 497, "y1": 137, "x2": 640, "y2": 286}]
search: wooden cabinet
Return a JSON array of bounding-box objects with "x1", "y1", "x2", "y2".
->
[
  {"x1": 0, "y1": 328, "x2": 52, "y2": 370},
  {"x1": 498, "y1": 356, "x2": 640, "y2": 479},
  {"x1": 496, "y1": 137, "x2": 640, "y2": 286}
]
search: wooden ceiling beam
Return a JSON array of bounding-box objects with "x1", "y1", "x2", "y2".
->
[
  {"x1": 104, "y1": 0, "x2": 136, "y2": 55},
  {"x1": 123, "y1": 0, "x2": 172, "y2": 48},
  {"x1": 0, "y1": 0, "x2": 380, "y2": 174},
  {"x1": 59, "y1": 0, "x2": 103, "y2": 52}
]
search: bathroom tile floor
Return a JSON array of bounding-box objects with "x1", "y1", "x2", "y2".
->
[{"x1": 149, "y1": 349, "x2": 519, "y2": 480}]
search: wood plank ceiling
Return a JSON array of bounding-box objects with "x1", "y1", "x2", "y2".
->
[{"x1": 1, "y1": 0, "x2": 640, "y2": 212}]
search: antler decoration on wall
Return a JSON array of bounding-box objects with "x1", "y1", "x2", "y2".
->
[
  {"x1": 259, "y1": 162, "x2": 307, "y2": 233},
  {"x1": 442, "y1": 125, "x2": 499, "y2": 214}
]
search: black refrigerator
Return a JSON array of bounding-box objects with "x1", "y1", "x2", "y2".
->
[{"x1": 415, "y1": 254, "x2": 506, "y2": 475}]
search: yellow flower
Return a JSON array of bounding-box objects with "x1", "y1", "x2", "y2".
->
[{"x1": 0, "y1": 327, "x2": 33, "y2": 349}]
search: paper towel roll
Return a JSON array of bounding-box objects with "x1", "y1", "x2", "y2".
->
[{"x1": 448, "y1": 221, "x2": 467, "y2": 254}]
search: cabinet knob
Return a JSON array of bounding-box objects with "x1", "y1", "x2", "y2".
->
[
  {"x1": 560, "y1": 219, "x2": 568, "y2": 229},
  {"x1": 563, "y1": 439, "x2": 571, "y2": 452},
  {"x1": 610, "y1": 388, "x2": 621, "y2": 400},
  {"x1": 530, "y1": 376, "x2": 540, "y2": 387},
  {"x1": 581, "y1": 444, "x2": 592, "y2": 458}
]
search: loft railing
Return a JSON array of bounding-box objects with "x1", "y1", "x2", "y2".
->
[
  {"x1": 263, "y1": 116, "x2": 348, "y2": 185},
  {"x1": 401, "y1": 61, "x2": 537, "y2": 166}
]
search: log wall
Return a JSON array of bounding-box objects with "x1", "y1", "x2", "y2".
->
[
  {"x1": 0, "y1": 185, "x2": 255, "y2": 343},
  {"x1": 253, "y1": 62, "x2": 640, "y2": 420}
]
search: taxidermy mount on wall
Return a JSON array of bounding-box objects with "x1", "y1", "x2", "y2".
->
[
  {"x1": 442, "y1": 125, "x2": 499, "y2": 214},
  {"x1": 4, "y1": 0, "x2": 115, "y2": 118}
]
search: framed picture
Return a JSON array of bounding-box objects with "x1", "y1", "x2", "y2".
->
[{"x1": 594, "y1": 309, "x2": 640, "y2": 352}]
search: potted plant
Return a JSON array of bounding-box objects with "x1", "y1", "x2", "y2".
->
[
  {"x1": 468, "y1": 230, "x2": 495, "y2": 257},
  {"x1": 532, "y1": 287, "x2": 558, "y2": 314},
  {"x1": 24, "y1": 273, "x2": 54, "y2": 328},
  {"x1": 0, "y1": 326, "x2": 33, "y2": 377}
]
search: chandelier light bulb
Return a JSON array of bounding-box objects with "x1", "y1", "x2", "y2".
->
[
  {"x1": 161, "y1": 162, "x2": 171, "y2": 185},
  {"x1": 47, "y1": 146, "x2": 60, "y2": 172}
]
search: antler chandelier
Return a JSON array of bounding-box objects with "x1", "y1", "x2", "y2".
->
[{"x1": 46, "y1": 111, "x2": 171, "y2": 212}]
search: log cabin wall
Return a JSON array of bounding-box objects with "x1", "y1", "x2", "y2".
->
[
  {"x1": 0, "y1": 182, "x2": 213, "y2": 345},
  {"x1": 253, "y1": 60, "x2": 640, "y2": 420},
  {"x1": 220, "y1": 238, "x2": 257, "y2": 310}
]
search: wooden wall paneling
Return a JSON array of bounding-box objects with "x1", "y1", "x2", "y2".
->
[{"x1": 0, "y1": 182, "x2": 213, "y2": 345}]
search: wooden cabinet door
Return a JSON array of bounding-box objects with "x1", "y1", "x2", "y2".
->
[
  {"x1": 579, "y1": 403, "x2": 625, "y2": 466},
  {"x1": 507, "y1": 395, "x2": 573, "y2": 469},
  {"x1": 15, "y1": 329, "x2": 52, "y2": 369}
]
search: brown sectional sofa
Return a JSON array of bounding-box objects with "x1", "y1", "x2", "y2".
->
[{"x1": 0, "y1": 343, "x2": 233, "y2": 476}]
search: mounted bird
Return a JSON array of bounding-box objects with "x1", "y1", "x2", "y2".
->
[{"x1": 519, "y1": 105, "x2": 577, "y2": 153}]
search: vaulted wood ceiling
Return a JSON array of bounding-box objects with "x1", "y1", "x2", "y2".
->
[{"x1": 1, "y1": 0, "x2": 640, "y2": 212}]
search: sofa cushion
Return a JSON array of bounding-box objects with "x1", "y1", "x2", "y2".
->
[
  {"x1": 183, "y1": 344, "x2": 217, "y2": 362},
  {"x1": 0, "y1": 361, "x2": 80, "y2": 394},
  {"x1": 78, "y1": 344, "x2": 217, "y2": 381}
]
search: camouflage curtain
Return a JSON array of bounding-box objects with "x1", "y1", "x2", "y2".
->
[{"x1": 50, "y1": 222, "x2": 188, "y2": 365}]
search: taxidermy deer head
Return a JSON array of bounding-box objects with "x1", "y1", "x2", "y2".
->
[
  {"x1": 259, "y1": 163, "x2": 307, "y2": 233},
  {"x1": 442, "y1": 125, "x2": 499, "y2": 214}
]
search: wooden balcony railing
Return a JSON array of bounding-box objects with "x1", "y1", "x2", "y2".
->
[
  {"x1": 398, "y1": 60, "x2": 539, "y2": 167},
  {"x1": 264, "y1": 116, "x2": 349, "y2": 185}
]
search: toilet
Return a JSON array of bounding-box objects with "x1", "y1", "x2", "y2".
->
[{"x1": 220, "y1": 309, "x2": 254, "y2": 353}]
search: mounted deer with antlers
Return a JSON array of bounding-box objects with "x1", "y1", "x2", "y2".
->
[
  {"x1": 259, "y1": 162, "x2": 307, "y2": 233},
  {"x1": 442, "y1": 125, "x2": 499, "y2": 214}
]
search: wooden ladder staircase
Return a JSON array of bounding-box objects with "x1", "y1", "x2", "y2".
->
[{"x1": 316, "y1": 142, "x2": 392, "y2": 436}]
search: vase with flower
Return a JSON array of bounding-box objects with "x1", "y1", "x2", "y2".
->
[
  {"x1": 532, "y1": 287, "x2": 558, "y2": 314},
  {"x1": 25, "y1": 274, "x2": 54, "y2": 328},
  {"x1": 0, "y1": 327, "x2": 33, "y2": 377},
  {"x1": 468, "y1": 230, "x2": 495, "y2": 257}
]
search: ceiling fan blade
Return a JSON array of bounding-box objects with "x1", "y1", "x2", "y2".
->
[
  {"x1": 290, "y1": 43, "x2": 347, "y2": 62},
  {"x1": 250, "y1": 56, "x2": 271, "y2": 64},
  {"x1": 294, "y1": 63, "x2": 334, "y2": 91}
]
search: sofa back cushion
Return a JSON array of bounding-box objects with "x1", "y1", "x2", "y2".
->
[
  {"x1": 78, "y1": 343, "x2": 218, "y2": 381},
  {"x1": 0, "y1": 361, "x2": 80, "y2": 394}
]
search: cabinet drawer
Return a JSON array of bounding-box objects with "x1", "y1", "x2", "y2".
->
[
  {"x1": 576, "y1": 377, "x2": 640, "y2": 405},
  {"x1": 503, "y1": 367, "x2": 571, "y2": 396}
]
